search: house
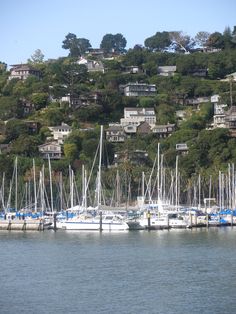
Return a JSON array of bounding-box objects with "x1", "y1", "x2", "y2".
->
[
  {"x1": 176, "y1": 143, "x2": 189, "y2": 155},
  {"x1": 21, "y1": 99, "x2": 35, "y2": 115},
  {"x1": 9, "y1": 64, "x2": 41, "y2": 80},
  {"x1": 225, "y1": 106, "x2": 236, "y2": 137},
  {"x1": 152, "y1": 124, "x2": 175, "y2": 138},
  {"x1": 122, "y1": 83, "x2": 157, "y2": 97},
  {"x1": 38, "y1": 141, "x2": 62, "y2": 159},
  {"x1": 210, "y1": 94, "x2": 227, "y2": 128},
  {"x1": 188, "y1": 68, "x2": 208, "y2": 77},
  {"x1": 137, "y1": 121, "x2": 152, "y2": 135},
  {"x1": 25, "y1": 121, "x2": 41, "y2": 134},
  {"x1": 120, "y1": 107, "x2": 156, "y2": 128},
  {"x1": 106, "y1": 124, "x2": 126, "y2": 142},
  {"x1": 78, "y1": 57, "x2": 104, "y2": 73},
  {"x1": 185, "y1": 97, "x2": 210, "y2": 106},
  {"x1": 212, "y1": 104, "x2": 227, "y2": 128},
  {"x1": 124, "y1": 66, "x2": 142, "y2": 74},
  {"x1": 48, "y1": 123, "x2": 72, "y2": 144},
  {"x1": 222, "y1": 72, "x2": 236, "y2": 82},
  {"x1": 123, "y1": 124, "x2": 137, "y2": 135},
  {"x1": 60, "y1": 92, "x2": 100, "y2": 108},
  {"x1": 85, "y1": 48, "x2": 105, "y2": 58},
  {"x1": 157, "y1": 66, "x2": 176, "y2": 77}
]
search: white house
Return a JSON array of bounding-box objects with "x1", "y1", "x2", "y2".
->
[
  {"x1": 122, "y1": 83, "x2": 157, "y2": 97},
  {"x1": 48, "y1": 123, "x2": 72, "y2": 144},
  {"x1": 157, "y1": 65, "x2": 176, "y2": 76},
  {"x1": 38, "y1": 141, "x2": 62, "y2": 159},
  {"x1": 78, "y1": 57, "x2": 104, "y2": 73},
  {"x1": 9, "y1": 64, "x2": 41, "y2": 80},
  {"x1": 120, "y1": 107, "x2": 156, "y2": 128}
]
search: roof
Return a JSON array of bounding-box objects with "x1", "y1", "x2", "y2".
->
[
  {"x1": 124, "y1": 107, "x2": 155, "y2": 112},
  {"x1": 38, "y1": 141, "x2": 61, "y2": 148},
  {"x1": 107, "y1": 125, "x2": 123, "y2": 131}
]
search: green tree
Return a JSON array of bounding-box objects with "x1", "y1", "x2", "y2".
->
[
  {"x1": 206, "y1": 32, "x2": 224, "y2": 49},
  {"x1": 63, "y1": 143, "x2": 78, "y2": 161},
  {"x1": 62, "y1": 33, "x2": 91, "y2": 57},
  {"x1": 30, "y1": 92, "x2": 48, "y2": 109},
  {"x1": 100, "y1": 33, "x2": 127, "y2": 53},
  {"x1": 144, "y1": 31, "x2": 171, "y2": 51},
  {"x1": 5, "y1": 119, "x2": 28, "y2": 142},
  {"x1": 11, "y1": 134, "x2": 40, "y2": 156}
]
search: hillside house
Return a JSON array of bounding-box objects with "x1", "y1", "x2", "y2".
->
[
  {"x1": 25, "y1": 121, "x2": 41, "y2": 134},
  {"x1": 122, "y1": 83, "x2": 157, "y2": 97},
  {"x1": 211, "y1": 95, "x2": 227, "y2": 128},
  {"x1": 123, "y1": 66, "x2": 142, "y2": 74},
  {"x1": 225, "y1": 106, "x2": 236, "y2": 137},
  {"x1": 120, "y1": 107, "x2": 156, "y2": 128},
  {"x1": 9, "y1": 64, "x2": 41, "y2": 80},
  {"x1": 185, "y1": 96, "x2": 210, "y2": 106},
  {"x1": 152, "y1": 124, "x2": 175, "y2": 138},
  {"x1": 188, "y1": 68, "x2": 208, "y2": 77},
  {"x1": 48, "y1": 123, "x2": 72, "y2": 144},
  {"x1": 78, "y1": 57, "x2": 104, "y2": 73},
  {"x1": 176, "y1": 143, "x2": 189, "y2": 155},
  {"x1": 106, "y1": 124, "x2": 126, "y2": 142},
  {"x1": 61, "y1": 92, "x2": 100, "y2": 108},
  {"x1": 38, "y1": 141, "x2": 62, "y2": 159},
  {"x1": 157, "y1": 66, "x2": 176, "y2": 77},
  {"x1": 137, "y1": 121, "x2": 152, "y2": 135},
  {"x1": 221, "y1": 72, "x2": 236, "y2": 82}
]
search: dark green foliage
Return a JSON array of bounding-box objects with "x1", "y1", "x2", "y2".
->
[
  {"x1": 100, "y1": 33, "x2": 127, "y2": 53},
  {"x1": 62, "y1": 33, "x2": 91, "y2": 57}
]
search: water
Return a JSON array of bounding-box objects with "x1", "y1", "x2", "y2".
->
[{"x1": 1, "y1": 228, "x2": 236, "y2": 314}]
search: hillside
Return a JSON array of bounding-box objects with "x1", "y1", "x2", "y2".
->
[{"x1": 0, "y1": 34, "x2": 236, "y2": 207}]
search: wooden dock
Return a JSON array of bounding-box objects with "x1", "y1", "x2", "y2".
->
[{"x1": 0, "y1": 219, "x2": 47, "y2": 231}]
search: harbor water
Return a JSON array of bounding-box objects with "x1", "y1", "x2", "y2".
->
[{"x1": 1, "y1": 228, "x2": 236, "y2": 314}]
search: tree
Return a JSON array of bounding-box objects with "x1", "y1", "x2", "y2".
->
[
  {"x1": 62, "y1": 33, "x2": 91, "y2": 57},
  {"x1": 194, "y1": 31, "x2": 210, "y2": 48},
  {"x1": 63, "y1": 143, "x2": 78, "y2": 161},
  {"x1": 11, "y1": 134, "x2": 40, "y2": 156},
  {"x1": 77, "y1": 38, "x2": 92, "y2": 54},
  {"x1": 206, "y1": 32, "x2": 224, "y2": 49},
  {"x1": 0, "y1": 62, "x2": 7, "y2": 73},
  {"x1": 100, "y1": 33, "x2": 127, "y2": 53},
  {"x1": 60, "y1": 59, "x2": 88, "y2": 96},
  {"x1": 0, "y1": 96, "x2": 20, "y2": 119},
  {"x1": 30, "y1": 92, "x2": 48, "y2": 109},
  {"x1": 169, "y1": 31, "x2": 195, "y2": 53},
  {"x1": 144, "y1": 31, "x2": 171, "y2": 51},
  {"x1": 28, "y1": 49, "x2": 44, "y2": 63},
  {"x1": 5, "y1": 119, "x2": 28, "y2": 142}
]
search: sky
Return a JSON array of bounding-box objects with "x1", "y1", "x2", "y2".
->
[{"x1": 1, "y1": 0, "x2": 236, "y2": 66}]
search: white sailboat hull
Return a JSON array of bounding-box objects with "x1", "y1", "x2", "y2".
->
[{"x1": 58, "y1": 216, "x2": 129, "y2": 231}]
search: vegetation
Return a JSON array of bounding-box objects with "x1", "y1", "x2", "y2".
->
[{"x1": 1, "y1": 26, "x2": 236, "y2": 207}]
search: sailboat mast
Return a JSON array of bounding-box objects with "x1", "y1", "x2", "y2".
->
[
  {"x1": 48, "y1": 155, "x2": 54, "y2": 212},
  {"x1": 97, "y1": 125, "x2": 103, "y2": 208},
  {"x1": 15, "y1": 157, "x2": 18, "y2": 211},
  {"x1": 33, "y1": 159, "x2": 37, "y2": 212}
]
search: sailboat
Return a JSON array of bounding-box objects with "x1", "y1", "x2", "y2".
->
[{"x1": 58, "y1": 126, "x2": 129, "y2": 231}]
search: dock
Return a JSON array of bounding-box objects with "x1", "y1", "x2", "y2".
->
[{"x1": 0, "y1": 219, "x2": 47, "y2": 231}]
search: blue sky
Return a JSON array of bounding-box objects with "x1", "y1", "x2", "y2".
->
[{"x1": 1, "y1": 0, "x2": 236, "y2": 65}]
